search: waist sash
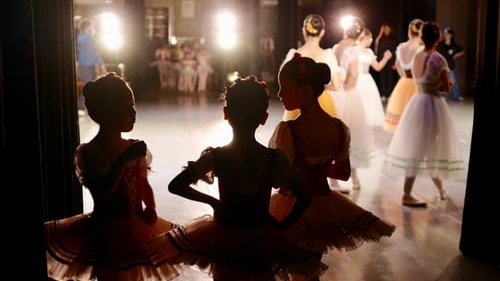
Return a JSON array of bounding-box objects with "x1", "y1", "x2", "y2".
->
[{"x1": 416, "y1": 83, "x2": 440, "y2": 96}]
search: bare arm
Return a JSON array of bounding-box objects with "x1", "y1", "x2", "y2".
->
[
  {"x1": 438, "y1": 68, "x2": 451, "y2": 93},
  {"x1": 168, "y1": 150, "x2": 219, "y2": 210},
  {"x1": 453, "y1": 50, "x2": 465, "y2": 59},
  {"x1": 371, "y1": 50, "x2": 392, "y2": 71}
]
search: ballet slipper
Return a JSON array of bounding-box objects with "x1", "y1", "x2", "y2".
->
[{"x1": 402, "y1": 195, "x2": 427, "y2": 208}]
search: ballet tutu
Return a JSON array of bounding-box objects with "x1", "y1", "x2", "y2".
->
[
  {"x1": 270, "y1": 191, "x2": 396, "y2": 254},
  {"x1": 357, "y1": 73, "x2": 385, "y2": 127},
  {"x1": 383, "y1": 93, "x2": 466, "y2": 180},
  {"x1": 45, "y1": 213, "x2": 181, "y2": 281},
  {"x1": 383, "y1": 77, "x2": 416, "y2": 133},
  {"x1": 151, "y1": 214, "x2": 328, "y2": 281},
  {"x1": 329, "y1": 88, "x2": 376, "y2": 168}
]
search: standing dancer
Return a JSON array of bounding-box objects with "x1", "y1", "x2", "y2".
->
[
  {"x1": 330, "y1": 17, "x2": 376, "y2": 191},
  {"x1": 280, "y1": 14, "x2": 341, "y2": 122},
  {"x1": 383, "y1": 19, "x2": 424, "y2": 133},
  {"x1": 383, "y1": 22, "x2": 466, "y2": 207}
]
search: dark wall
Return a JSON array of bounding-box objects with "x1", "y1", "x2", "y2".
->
[
  {"x1": 459, "y1": 0, "x2": 500, "y2": 265},
  {"x1": 1, "y1": 0, "x2": 81, "y2": 278}
]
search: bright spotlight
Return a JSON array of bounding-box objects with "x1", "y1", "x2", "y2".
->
[
  {"x1": 216, "y1": 11, "x2": 236, "y2": 29},
  {"x1": 340, "y1": 15, "x2": 355, "y2": 30},
  {"x1": 215, "y1": 10, "x2": 237, "y2": 50},
  {"x1": 98, "y1": 12, "x2": 123, "y2": 50},
  {"x1": 170, "y1": 36, "x2": 178, "y2": 46},
  {"x1": 218, "y1": 32, "x2": 237, "y2": 49},
  {"x1": 226, "y1": 71, "x2": 239, "y2": 83}
]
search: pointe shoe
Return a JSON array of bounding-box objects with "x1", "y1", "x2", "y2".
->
[{"x1": 402, "y1": 196, "x2": 427, "y2": 208}]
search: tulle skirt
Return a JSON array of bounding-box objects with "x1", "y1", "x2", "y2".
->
[
  {"x1": 383, "y1": 93, "x2": 466, "y2": 180},
  {"x1": 283, "y1": 89, "x2": 337, "y2": 121},
  {"x1": 383, "y1": 77, "x2": 416, "y2": 133},
  {"x1": 329, "y1": 88, "x2": 376, "y2": 168},
  {"x1": 45, "y1": 213, "x2": 181, "y2": 281},
  {"x1": 269, "y1": 191, "x2": 396, "y2": 253},
  {"x1": 151, "y1": 215, "x2": 328, "y2": 281},
  {"x1": 357, "y1": 73, "x2": 385, "y2": 127}
]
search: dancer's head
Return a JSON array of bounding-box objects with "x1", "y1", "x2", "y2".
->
[
  {"x1": 303, "y1": 14, "x2": 326, "y2": 38},
  {"x1": 421, "y1": 21, "x2": 441, "y2": 49},
  {"x1": 222, "y1": 75, "x2": 270, "y2": 130},
  {"x1": 83, "y1": 72, "x2": 136, "y2": 132},
  {"x1": 344, "y1": 17, "x2": 365, "y2": 39},
  {"x1": 278, "y1": 53, "x2": 330, "y2": 110},
  {"x1": 408, "y1": 19, "x2": 424, "y2": 38}
]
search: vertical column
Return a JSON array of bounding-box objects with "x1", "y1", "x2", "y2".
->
[
  {"x1": 276, "y1": 0, "x2": 298, "y2": 68},
  {"x1": 1, "y1": 0, "x2": 80, "y2": 278},
  {"x1": 123, "y1": 0, "x2": 147, "y2": 95}
]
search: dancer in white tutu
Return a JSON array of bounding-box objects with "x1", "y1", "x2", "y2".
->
[
  {"x1": 330, "y1": 17, "x2": 376, "y2": 190},
  {"x1": 356, "y1": 28, "x2": 392, "y2": 127},
  {"x1": 383, "y1": 22, "x2": 466, "y2": 207},
  {"x1": 280, "y1": 14, "x2": 341, "y2": 122}
]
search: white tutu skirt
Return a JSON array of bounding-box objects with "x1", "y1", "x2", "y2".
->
[
  {"x1": 45, "y1": 213, "x2": 181, "y2": 281},
  {"x1": 270, "y1": 191, "x2": 396, "y2": 254},
  {"x1": 330, "y1": 88, "x2": 376, "y2": 168},
  {"x1": 383, "y1": 93, "x2": 466, "y2": 180},
  {"x1": 151, "y1": 215, "x2": 328, "y2": 281},
  {"x1": 357, "y1": 74, "x2": 385, "y2": 127}
]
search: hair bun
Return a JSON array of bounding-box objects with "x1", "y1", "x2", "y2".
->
[
  {"x1": 345, "y1": 17, "x2": 365, "y2": 39},
  {"x1": 303, "y1": 14, "x2": 325, "y2": 36},
  {"x1": 409, "y1": 19, "x2": 424, "y2": 35}
]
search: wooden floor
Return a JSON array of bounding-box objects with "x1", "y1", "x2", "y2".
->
[{"x1": 78, "y1": 88, "x2": 500, "y2": 281}]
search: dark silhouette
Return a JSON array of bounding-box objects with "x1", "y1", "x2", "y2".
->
[
  {"x1": 45, "y1": 73, "x2": 180, "y2": 281},
  {"x1": 374, "y1": 21, "x2": 398, "y2": 103},
  {"x1": 153, "y1": 76, "x2": 325, "y2": 281},
  {"x1": 269, "y1": 53, "x2": 396, "y2": 280}
]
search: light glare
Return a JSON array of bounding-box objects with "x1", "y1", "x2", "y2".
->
[{"x1": 340, "y1": 15, "x2": 354, "y2": 30}]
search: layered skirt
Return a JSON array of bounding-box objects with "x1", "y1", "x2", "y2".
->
[
  {"x1": 151, "y1": 215, "x2": 328, "y2": 281},
  {"x1": 270, "y1": 191, "x2": 396, "y2": 254},
  {"x1": 45, "y1": 213, "x2": 181, "y2": 281}
]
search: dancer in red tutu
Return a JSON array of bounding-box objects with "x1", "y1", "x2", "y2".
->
[{"x1": 45, "y1": 73, "x2": 181, "y2": 281}]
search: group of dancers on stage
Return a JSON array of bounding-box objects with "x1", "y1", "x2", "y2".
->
[{"x1": 44, "y1": 14, "x2": 465, "y2": 281}]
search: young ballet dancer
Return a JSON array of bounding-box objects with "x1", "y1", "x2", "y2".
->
[
  {"x1": 383, "y1": 21, "x2": 466, "y2": 207},
  {"x1": 45, "y1": 72, "x2": 181, "y2": 281},
  {"x1": 152, "y1": 76, "x2": 327, "y2": 281},
  {"x1": 383, "y1": 19, "x2": 424, "y2": 133},
  {"x1": 329, "y1": 17, "x2": 376, "y2": 191},
  {"x1": 269, "y1": 53, "x2": 396, "y2": 279},
  {"x1": 357, "y1": 27, "x2": 393, "y2": 127},
  {"x1": 280, "y1": 13, "x2": 340, "y2": 122}
]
